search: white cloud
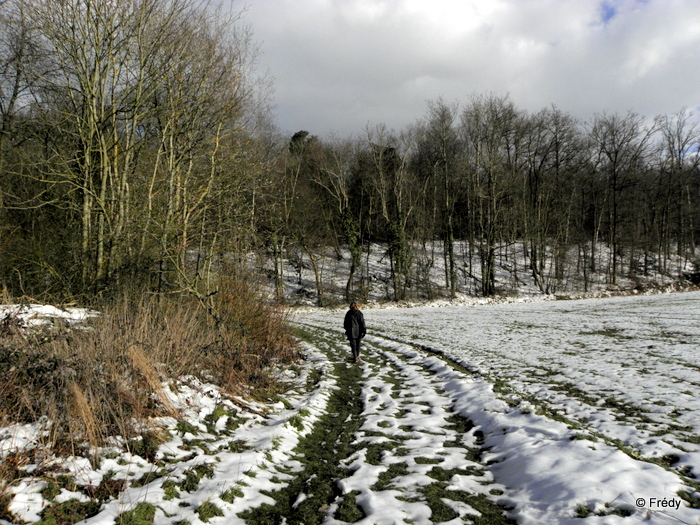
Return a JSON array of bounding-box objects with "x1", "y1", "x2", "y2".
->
[{"x1": 243, "y1": 0, "x2": 700, "y2": 137}]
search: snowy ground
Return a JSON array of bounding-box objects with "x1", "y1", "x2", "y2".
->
[
  {"x1": 266, "y1": 241, "x2": 695, "y2": 306},
  {"x1": 299, "y1": 291, "x2": 700, "y2": 523},
  {"x1": 2, "y1": 292, "x2": 700, "y2": 524}
]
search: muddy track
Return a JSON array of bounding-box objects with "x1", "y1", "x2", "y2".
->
[{"x1": 239, "y1": 324, "x2": 515, "y2": 524}]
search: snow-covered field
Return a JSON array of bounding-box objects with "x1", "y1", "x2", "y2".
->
[
  {"x1": 299, "y1": 291, "x2": 700, "y2": 524},
  {"x1": 2, "y1": 292, "x2": 700, "y2": 524}
]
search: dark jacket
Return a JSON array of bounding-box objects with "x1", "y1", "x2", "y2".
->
[{"x1": 344, "y1": 308, "x2": 366, "y2": 339}]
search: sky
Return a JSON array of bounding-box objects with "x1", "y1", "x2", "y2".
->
[{"x1": 240, "y1": 0, "x2": 700, "y2": 138}]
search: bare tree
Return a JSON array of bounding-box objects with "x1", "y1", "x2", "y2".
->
[
  {"x1": 588, "y1": 112, "x2": 656, "y2": 284},
  {"x1": 416, "y1": 98, "x2": 461, "y2": 298},
  {"x1": 656, "y1": 110, "x2": 700, "y2": 263},
  {"x1": 309, "y1": 136, "x2": 364, "y2": 301},
  {"x1": 364, "y1": 124, "x2": 420, "y2": 300},
  {"x1": 461, "y1": 93, "x2": 521, "y2": 296},
  {"x1": 520, "y1": 107, "x2": 583, "y2": 293}
]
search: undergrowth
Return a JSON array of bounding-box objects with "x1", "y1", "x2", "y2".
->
[{"x1": 0, "y1": 276, "x2": 298, "y2": 469}]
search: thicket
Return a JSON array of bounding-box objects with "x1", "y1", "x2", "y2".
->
[
  {"x1": 0, "y1": 0, "x2": 274, "y2": 302},
  {"x1": 0, "y1": 277, "x2": 297, "y2": 451}
]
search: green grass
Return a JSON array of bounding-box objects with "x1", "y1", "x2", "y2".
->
[
  {"x1": 334, "y1": 490, "x2": 366, "y2": 522},
  {"x1": 364, "y1": 439, "x2": 403, "y2": 465},
  {"x1": 178, "y1": 464, "x2": 215, "y2": 492},
  {"x1": 371, "y1": 462, "x2": 409, "y2": 491},
  {"x1": 175, "y1": 421, "x2": 199, "y2": 436},
  {"x1": 239, "y1": 359, "x2": 364, "y2": 524},
  {"x1": 162, "y1": 479, "x2": 180, "y2": 500},
  {"x1": 116, "y1": 502, "x2": 156, "y2": 525},
  {"x1": 221, "y1": 486, "x2": 244, "y2": 503},
  {"x1": 35, "y1": 500, "x2": 102, "y2": 525},
  {"x1": 196, "y1": 501, "x2": 224, "y2": 522}
]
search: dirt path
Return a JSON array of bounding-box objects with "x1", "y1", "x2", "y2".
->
[{"x1": 237, "y1": 324, "x2": 515, "y2": 524}]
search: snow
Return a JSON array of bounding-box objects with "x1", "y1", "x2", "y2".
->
[
  {"x1": 265, "y1": 241, "x2": 695, "y2": 307},
  {"x1": 300, "y1": 291, "x2": 700, "y2": 524},
  {"x1": 0, "y1": 304, "x2": 97, "y2": 328},
  {"x1": 2, "y1": 293, "x2": 700, "y2": 524}
]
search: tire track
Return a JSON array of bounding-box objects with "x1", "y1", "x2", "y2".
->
[{"x1": 239, "y1": 324, "x2": 514, "y2": 524}]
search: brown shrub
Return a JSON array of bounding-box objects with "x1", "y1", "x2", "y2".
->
[{"x1": 0, "y1": 276, "x2": 299, "y2": 451}]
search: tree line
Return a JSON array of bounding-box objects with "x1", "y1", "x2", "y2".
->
[
  {"x1": 1, "y1": 0, "x2": 699, "y2": 305},
  {"x1": 269, "y1": 98, "x2": 700, "y2": 303}
]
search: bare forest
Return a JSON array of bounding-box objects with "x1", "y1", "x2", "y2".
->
[{"x1": 1, "y1": 0, "x2": 699, "y2": 307}]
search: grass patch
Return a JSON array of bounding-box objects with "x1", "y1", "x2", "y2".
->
[
  {"x1": 420, "y1": 480, "x2": 517, "y2": 525},
  {"x1": 335, "y1": 490, "x2": 367, "y2": 522},
  {"x1": 179, "y1": 464, "x2": 215, "y2": 493},
  {"x1": 116, "y1": 502, "x2": 156, "y2": 525},
  {"x1": 287, "y1": 409, "x2": 310, "y2": 431},
  {"x1": 221, "y1": 486, "x2": 244, "y2": 503},
  {"x1": 415, "y1": 457, "x2": 443, "y2": 465},
  {"x1": 371, "y1": 462, "x2": 409, "y2": 491},
  {"x1": 227, "y1": 439, "x2": 252, "y2": 453},
  {"x1": 162, "y1": 479, "x2": 180, "y2": 500},
  {"x1": 678, "y1": 490, "x2": 700, "y2": 509},
  {"x1": 40, "y1": 475, "x2": 77, "y2": 501},
  {"x1": 422, "y1": 484, "x2": 459, "y2": 522},
  {"x1": 36, "y1": 499, "x2": 102, "y2": 525},
  {"x1": 196, "y1": 500, "x2": 224, "y2": 522},
  {"x1": 86, "y1": 473, "x2": 126, "y2": 500},
  {"x1": 175, "y1": 421, "x2": 199, "y2": 436},
  {"x1": 575, "y1": 502, "x2": 634, "y2": 518},
  {"x1": 305, "y1": 367, "x2": 324, "y2": 389},
  {"x1": 444, "y1": 413, "x2": 475, "y2": 434},
  {"x1": 239, "y1": 360, "x2": 364, "y2": 524},
  {"x1": 427, "y1": 466, "x2": 482, "y2": 482},
  {"x1": 364, "y1": 440, "x2": 401, "y2": 465},
  {"x1": 128, "y1": 430, "x2": 171, "y2": 463},
  {"x1": 132, "y1": 468, "x2": 169, "y2": 488},
  {"x1": 203, "y1": 405, "x2": 238, "y2": 434}
]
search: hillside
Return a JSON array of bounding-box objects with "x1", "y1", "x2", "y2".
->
[{"x1": 262, "y1": 241, "x2": 698, "y2": 307}]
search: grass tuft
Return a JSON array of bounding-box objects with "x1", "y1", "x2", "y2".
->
[
  {"x1": 116, "y1": 502, "x2": 156, "y2": 525},
  {"x1": 196, "y1": 500, "x2": 224, "y2": 522},
  {"x1": 36, "y1": 499, "x2": 102, "y2": 525}
]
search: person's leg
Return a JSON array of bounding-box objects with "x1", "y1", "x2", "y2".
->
[{"x1": 350, "y1": 338, "x2": 360, "y2": 361}]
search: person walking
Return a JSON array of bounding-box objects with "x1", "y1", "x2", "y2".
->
[{"x1": 344, "y1": 302, "x2": 366, "y2": 363}]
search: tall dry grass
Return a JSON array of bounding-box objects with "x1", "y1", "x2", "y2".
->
[{"x1": 0, "y1": 277, "x2": 299, "y2": 455}]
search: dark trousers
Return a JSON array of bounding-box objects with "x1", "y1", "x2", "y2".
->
[{"x1": 348, "y1": 337, "x2": 361, "y2": 359}]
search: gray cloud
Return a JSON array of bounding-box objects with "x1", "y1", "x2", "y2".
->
[{"x1": 243, "y1": 0, "x2": 700, "y2": 137}]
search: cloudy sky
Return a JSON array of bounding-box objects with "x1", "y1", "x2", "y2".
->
[{"x1": 241, "y1": 0, "x2": 700, "y2": 138}]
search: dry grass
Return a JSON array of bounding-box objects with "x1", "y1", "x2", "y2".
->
[{"x1": 0, "y1": 276, "x2": 299, "y2": 457}]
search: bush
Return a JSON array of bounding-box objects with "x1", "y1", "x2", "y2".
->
[{"x1": 0, "y1": 276, "x2": 299, "y2": 453}]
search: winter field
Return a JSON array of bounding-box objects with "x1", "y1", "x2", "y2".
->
[
  {"x1": 299, "y1": 291, "x2": 700, "y2": 523},
  {"x1": 2, "y1": 291, "x2": 700, "y2": 524}
]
